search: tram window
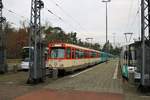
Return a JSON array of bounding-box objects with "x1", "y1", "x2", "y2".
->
[
  {"x1": 91, "y1": 52, "x2": 96, "y2": 58},
  {"x1": 84, "y1": 51, "x2": 88, "y2": 58},
  {"x1": 91, "y1": 52, "x2": 93, "y2": 58},
  {"x1": 80, "y1": 50, "x2": 84, "y2": 58},
  {"x1": 84, "y1": 51, "x2": 87, "y2": 58},
  {"x1": 66, "y1": 48, "x2": 71, "y2": 59},
  {"x1": 87, "y1": 52, "x2": 89, "y2": 58},
  {"x1": 82, "y1": 51, "x2": 85, "y2": 58},
  {"x1": 50, "y1": 47, "x2": 65, "y2": 58},
  {"x1": 89, "y1": 52, "x2": 91, "y2": 58},
  {"x1": 22, "y1": 47, "x2": 34, "y2": 61},
  {"x1": 94, "y1": 53, "x2": 96, "y2": 57},
  {"x1": 88, "y1": 52, "x2": 91, "y2": 58},
  {"x1": 22, "y1": 48, "x2": 29, "y2": 60},
  {"x1": 75, "y1": 50, "x2": 79, "y2": 58},
  {"x1": 72, "y1": 49, "x2": 75, "y2": 59},
  {"x1": 93, "y1": 52, "x2": 97, "y2": 58},
  {"x1": 78, "y1": 51, "x2": 81, "y2": 58},
  {"x1": 98, "y1": 53, "x2": 100, "y2": 57},
  {"x1": 97, "y1": 53, "x2": 99, "y2": 57},
  {"x1": 84, "y1": 51, "x2": 86, "y2": 58},
  {"x1": 94, "y1": 52, "x2": 97, "y2": 57},
  {"x1": 96, "y1": 53, "x2": 98, "y2": 58},
  {"x1": 78, "y1": 50, "x2": 81, "y2": 58},
  {"x1": 92, "y1": 52, "x2": 94, "y2": 57}
]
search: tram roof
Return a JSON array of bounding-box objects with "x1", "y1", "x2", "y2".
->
[{"x1": 48, "y1": 42, "x2": 100, "y2": 53}]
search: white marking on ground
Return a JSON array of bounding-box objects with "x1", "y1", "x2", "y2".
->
[
  {"x1": 69, "y1": 66, "x2": 95, "y2": 78},
  {"x1": 113, "y1": 63, "x2": 118, "y2": 79}
]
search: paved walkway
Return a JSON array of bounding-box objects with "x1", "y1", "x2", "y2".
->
[
  {"x1": 45, "y1": 60, "x2": 123, "y2": 94},
  {"x1": 15, "y1": 60, "x2": 124, "y2": 100}
]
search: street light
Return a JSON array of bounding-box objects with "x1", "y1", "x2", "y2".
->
[{"x1": 102, "y1": 0, "x2": 111, "y2": 43}]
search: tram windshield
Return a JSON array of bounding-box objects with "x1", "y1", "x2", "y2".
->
[
  {"x1": 22, "y1": 47, "x2": 34, "y2": 61},
  {"x1": 22, "y1": 48, "x2": 29, "y2": 61},
  {"x1": 50, "y1": 47, "x2": 65, "y2": 59}
]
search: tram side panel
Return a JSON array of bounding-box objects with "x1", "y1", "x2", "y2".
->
[
  {"x1": 47, "y1": 43, "x2": 101, "y2": 72},
  {"x1": 47, "y1": 58, "x2": 100, "y2": 72}
]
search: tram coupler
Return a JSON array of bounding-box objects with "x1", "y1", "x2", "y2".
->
[
  {"x1": 48, "y1": 68, "x2": 58, "y2": 79},
  {"x1": 52, "y1": 68, "x2": 58, "y2": 79}
]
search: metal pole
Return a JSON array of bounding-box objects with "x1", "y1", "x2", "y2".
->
[
  {"x1": 106, "y1": 2, "x2": 108, "y2": 43},
  {"x1": 28, "y1": 0, "x2": 45, "y2": 84},
  {"x1": 102, "y1": 0, "x2": 111, "y2": 52},
  {"x1": 148, "y1": 0, "x2": 150, "y2": 40},
  {"x1": 141, "y1": 0, "x2": 145, "y2": 86},
  {"x1": 0, "y1": 0, "x2": 7, "y2": 74}
]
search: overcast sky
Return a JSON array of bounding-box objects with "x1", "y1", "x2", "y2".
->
[{"x1": 3, "y1": 0, "x2": 141, "y2": 46}]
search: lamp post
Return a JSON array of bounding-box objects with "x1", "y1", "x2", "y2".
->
[{"x1": 102, "y1": 0, "x2": 111, "y2": 43}]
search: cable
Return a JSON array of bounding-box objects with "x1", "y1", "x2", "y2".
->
[
  {"x1": 45, "y1": 5, "x2": 80, "y2": 32},
  {"x1": 122, "y1": 0, "x2": 140, "y2": 43},
  {"x1": 129, "y1": 9, "x2": 140, "y2": 32},
  {"x1": 44, "y1": 0, "x2": 90, "y2": 40},
  {"x1": 4, "y1": 7, "x2": 30, "y2": 22},
  {"x1": 125, "y1": 0, "x2": 135, "y2": 31},
  {"x1": 129, "y1": 0, "x2": 141, "y2": 41},
  {"x1": 3, "y1": 7, "x2": 30, "y2": 27},
  {"x1": 4, "y1": 1, "x2": 88, "y2": 40},
  {"x1": 4, "y1": 6, "x2": 78, "y2": 34},
  {"x1": 47, "y1": 9, "x2": 63, "y2": 21},
  {"x1": 45, "y1": 0, "x2": 88, "y2": 32}
]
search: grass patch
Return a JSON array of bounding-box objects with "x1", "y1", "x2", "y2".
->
[{"x1": 7, "y1": 59, "x2": 21, "y2": 64}]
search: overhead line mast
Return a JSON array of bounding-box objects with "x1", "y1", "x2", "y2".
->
[
  {"x1": 28, "y1": 0, "x2": 45, "y2": 84},
  {"x1": 141, "y1": 0, "x2": 150, "y2": 86},
  {"x1": 0, "y1": 0, "x2": 7, "y2": 74}
]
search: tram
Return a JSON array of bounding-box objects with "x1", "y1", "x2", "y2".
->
[
  {"x1": 20, "y1": 46, "x2": 34, "y2": 70},
  {"x1": 46, "y1": 42, "x2": 109, "y2": 72}
]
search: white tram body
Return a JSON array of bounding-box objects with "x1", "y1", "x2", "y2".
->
[{"x1": 46, "y1": 42, "x2": 100, "y2": 71}]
